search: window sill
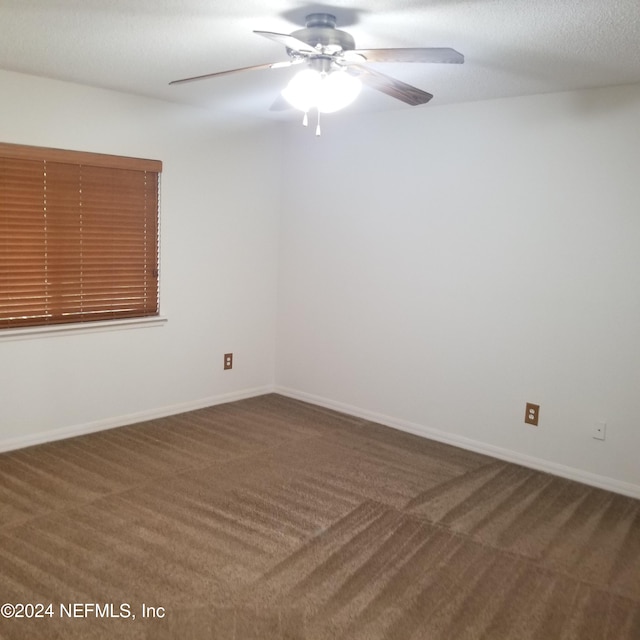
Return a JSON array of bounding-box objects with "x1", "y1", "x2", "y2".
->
[{"x1": 0, "y1": 316, "x2": 168, "y2": 342}]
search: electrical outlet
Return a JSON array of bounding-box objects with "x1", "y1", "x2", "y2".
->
[
  {"x1": 593, "y1": 422, "x2": 606, "y2": 441},
  {"x1": 525, "y1": 403, "x2": 540, "y2": 426},
  {"x1": 224, "y1": 353, "x2": 233, "y2": 370}
]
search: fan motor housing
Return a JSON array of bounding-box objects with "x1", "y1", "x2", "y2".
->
[{"x1": 290, "y1": 13, "x2": 355, "y2": 52}]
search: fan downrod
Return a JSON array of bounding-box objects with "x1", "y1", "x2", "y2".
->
[
  {"x1": 304, "y1": 13, "x2": 337, "y2": 29},
  {"x1": 290, "y1": 13, "x2": 356, "y2": 52}
]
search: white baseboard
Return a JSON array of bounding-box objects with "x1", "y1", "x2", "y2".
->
[
  {"x1": 275, "y1": 386, "x2": 640, "y2": 500},
  {"x1": 5, "y1": 383, "x2": 638, "y2": 500},
  {"x1": 0, "y1": 385, "x2": 275, "y2": 454}
]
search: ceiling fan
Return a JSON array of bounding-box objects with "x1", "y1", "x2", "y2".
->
[{"x1": 170, "y1": 13, "x2": 464, "y2": 129}]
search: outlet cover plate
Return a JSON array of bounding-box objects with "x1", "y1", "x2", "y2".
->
[
  {"x1": 593, "y1": 422, "x2": 606, "y2": 440},
  {"x1": 525, "y1": 403, "x2": 540, "y2": 426}
]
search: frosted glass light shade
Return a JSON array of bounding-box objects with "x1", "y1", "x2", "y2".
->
[
  {"x1": 318, "y1": 71, "x2": 362, "y2": 113},
  {"x1": 281, "y1": 69, "x2": 321, "y2": 112},
  {"x1": 282, "y1": 69, "x2": 362, "y2": 113}
]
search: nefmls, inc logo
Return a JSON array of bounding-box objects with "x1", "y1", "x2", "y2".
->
[{"x1": 59, "y1": 603, "x2": 133, "y2": 618}]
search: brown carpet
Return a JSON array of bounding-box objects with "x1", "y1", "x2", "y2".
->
[{"x1": 0, "y1": 394, "x2": 638, "y2": 639}]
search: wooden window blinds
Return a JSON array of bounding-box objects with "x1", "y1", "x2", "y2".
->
[{"x1": 0, "y1": 142, "x2": 161, "y2": 329}]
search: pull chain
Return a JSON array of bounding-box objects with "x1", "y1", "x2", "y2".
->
[{"x1": 315, "y1": 110, "x2": 321, "y2": 136}]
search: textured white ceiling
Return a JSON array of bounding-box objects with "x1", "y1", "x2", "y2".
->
[{"x1": 1, "y1": 1, "x2": 639, "y2": 124}]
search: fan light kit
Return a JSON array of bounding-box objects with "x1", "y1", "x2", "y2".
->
[
  {"x1": 170, "y1": 13, "x2": 464, "y2": 135},
  {"x1": 282, "y1": 67, "x2": 362, "y2": 113}
]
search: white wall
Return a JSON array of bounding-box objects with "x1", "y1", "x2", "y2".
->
[
  {"x1": 2, "y1": 68, "x2": 638, "y2": 498},
  {"x1": 0, "y1": 70, "x2": 282, "y2": 447},
  {"x1": 276, "y1": 84, "x2": 640, "y2": 496}
]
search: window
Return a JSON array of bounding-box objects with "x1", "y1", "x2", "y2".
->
[{"x1": 0, "y1": 142, "x2": 161, "y2": 330}]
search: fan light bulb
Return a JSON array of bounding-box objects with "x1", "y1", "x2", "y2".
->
[
  {"x1": 282, "y1": 68, "x2": 361, "y2": 114},
  {"x1": 281, "y1": 69, "x2": 321, "y2": 113}
]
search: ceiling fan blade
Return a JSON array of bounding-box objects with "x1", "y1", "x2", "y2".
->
[
  {"x1": 254, "y1": 30, "x2": 317, "y2": 55},
  {"x1": 349, "y1": 47, "x2": 464, "y2": 64},
  {"x1": 169, "y1": 61, "x2": 293, "y2": 85},
  {"x1": 351, "y1": 65, "x2": 433, "y2": 106}
]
